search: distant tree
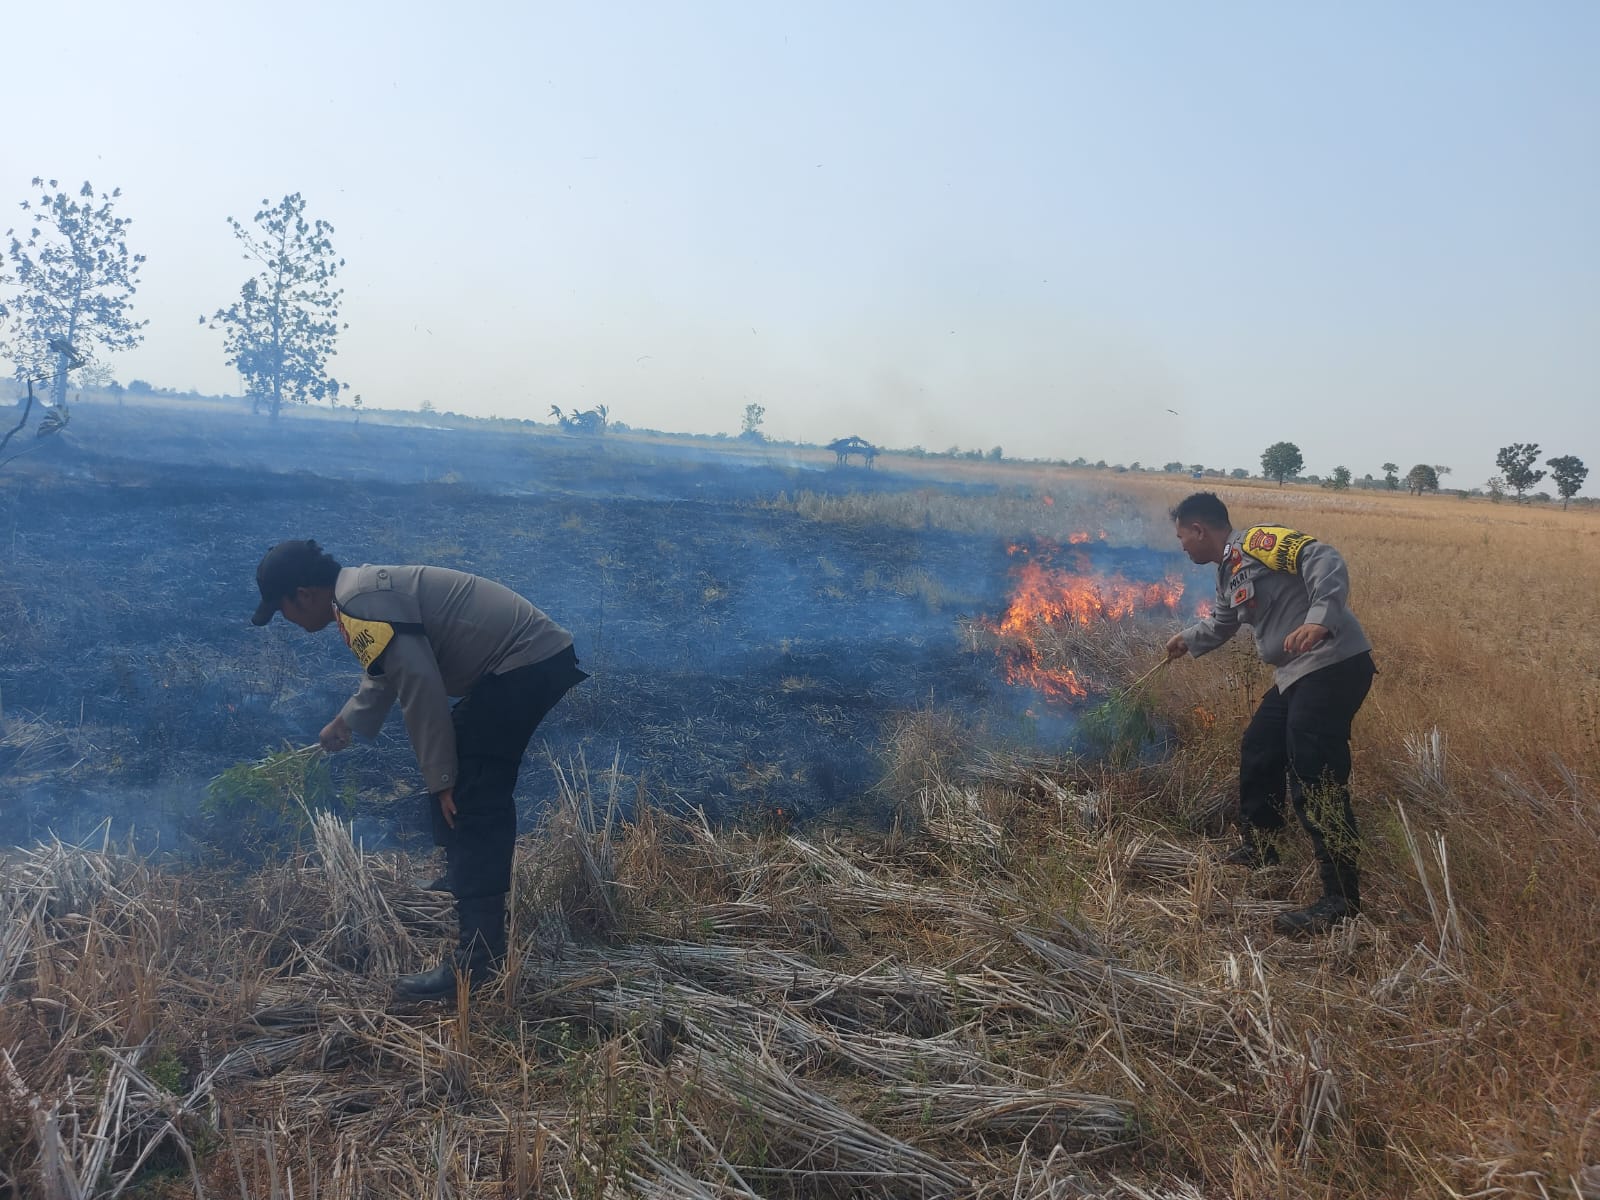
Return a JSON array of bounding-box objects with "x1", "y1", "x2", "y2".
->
[
  {"x1": 419, "y1": 398, "x2": 436, "y2": 414},
  {"x1": 1189, "y1": 463, "x2": 1204, "y2": 474},
  {"x1": 1382, "y1": 462, "x2": 1399, "y2": 490},
  {"x1": 988, "y1": 446, "x2": 1003, "y2": 461},
  {"x1": 1230, "y1": 467, "x2": 1250, "y2": 480},
  {"x1": 1162, "y1": 461, "x2": 1184, "y2": 473},
  {"x1": 1485, "y1": 476, "x2": 1505, "y2": 503},
  {"x1": 7, "y1": 178, "x2": 146, "y2": 408},
  {"x1": 1128, "y1": 461, "x2": 1142, "y2": 471},
  {"x1": 1405, "y1": 463, "x2": 1440, "y2": 495},
  {"x1": 1545, "y1": 454, "x2": 1588, "y2": 510},
  {"x1": 203, "y1": 193, "x2": 345, "y2": 419},
  {"x1": 1260, "y1": 442, "x2": 1303, "y2": 486},
  {"x1": 1325, "y1": 465, "x2": 1352, "y2": 491},
  {"x1": 740, "y1": 402, "x2": 766, "y2": 439},
  {"x1": 73, "y1": 361, "x2": 116, "y2": 390},
  {"x1": 1495, "y1": 443, "x2": 1545, "y2": 502},
  {"x1": 351, "y1": 393, "x2": 363, "y2": 425},
  {"x1": 550, "y1": 404, "x2": 609, "y2": 435},
  {"x1": 1433, "y1": 465, "x2": 1452, "y2": 481}
]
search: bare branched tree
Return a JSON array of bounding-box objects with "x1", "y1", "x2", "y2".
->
[
  {"x1": 203, "y1": 193, "x2": 346, "y2": 419},
  {"x1": 6, "y1": 178, "x2": 146, "y2": 409}
]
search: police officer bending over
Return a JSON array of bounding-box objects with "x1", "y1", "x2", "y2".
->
[
  {"x1": 250, "y1": 539, "x2": 588, "y2": 1000},
  {"x1": 1164, "y1": 494, "x2": 1377, "y2": 937}
]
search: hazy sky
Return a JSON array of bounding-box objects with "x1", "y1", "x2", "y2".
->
[{"x1": 5, "y1": 1, "x2": 1596, "y2": 482}]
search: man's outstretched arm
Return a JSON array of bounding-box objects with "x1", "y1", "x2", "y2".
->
[
  {"x1": 1171, "y1": 576, "x2": 1240, "y2": 660},
  {"x1": 331, "y1": 671, "x2": 397, "y2": 749}
]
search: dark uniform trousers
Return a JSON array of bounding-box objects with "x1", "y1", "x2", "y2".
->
[
  {"x1": 1239, "y1": 651, "x2": 1375, "y2": 900},
  {"x1": 433, "y1": 646, "x2": 588, "y2": 902}
]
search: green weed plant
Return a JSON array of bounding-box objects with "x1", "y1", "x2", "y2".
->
[
  {"x1": 202, "y1": 744, "x2": 348, "y2": 859},
  {"x1": 1077, "y1": 690, "x2": 1161, "y2": 768}
]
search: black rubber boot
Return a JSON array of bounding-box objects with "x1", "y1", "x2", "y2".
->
[
  {"x1": 1322, "y1": 857, "x2": 1360, "y2": 910},
  {"x1": 393, "y1": 895, "x2": 506, "y2": 1002},
  {"x1": 1223, "y1": 829, "x2": 1280, "y2": 869},
  {"x1": 391, "y1": 960, "x2": 465, "y2": 1002},
  {"x1": 1273, "y1": 861, "x2": 1360, "y2": 937},
  {"x1": 1273, "y1": 894, "x2": 1356, "y2": 936}
]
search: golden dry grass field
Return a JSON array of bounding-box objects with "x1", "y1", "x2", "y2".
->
[{"x1": 2, "y1": 453, "x2": 1597, "y2": 1199}]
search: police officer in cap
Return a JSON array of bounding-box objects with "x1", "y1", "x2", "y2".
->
[
  {"x1": 1164, "y1": 493, "x2": 1377, "y2": 937},
  {"x1": 251, "y1": 539, "x2": 588, "y2": 999}
]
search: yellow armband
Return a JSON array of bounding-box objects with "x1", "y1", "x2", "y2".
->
[
  {"x1": 1242, "y1": 526, "x2": 1316, "y2": 573},
  {"x1": 335, "y1": 606, "x2": 427, "y2": 676}
]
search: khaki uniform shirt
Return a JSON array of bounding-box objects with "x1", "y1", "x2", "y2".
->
[
  {"x1": 1179, "y1": 526, "x2": 1372, "y2": 691},
  {"x1": 334, "y1": 565, "x2": 573, "y2": 793}
]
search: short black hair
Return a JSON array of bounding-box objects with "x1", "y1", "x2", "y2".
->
[{"x1": 1170, "y1": 492, "x2": 1230, "y2": 529}]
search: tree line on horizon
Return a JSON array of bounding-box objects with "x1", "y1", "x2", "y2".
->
[
  {"x1": 0, "y1": 177, "x2": 1590, "y2": 506},
  {"x1": 1256, "y1": 440, "x2": 1588, "y2": 508}
]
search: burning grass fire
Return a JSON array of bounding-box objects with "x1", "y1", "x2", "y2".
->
[
  {"x1": 6, "y1": 423, "x2": 1597, "y2": 1198},
  {"x1": 983, "y1": 538, "x2": 1188, "y2": 703}
]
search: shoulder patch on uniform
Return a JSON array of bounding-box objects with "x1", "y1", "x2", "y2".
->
[
  {"x1": 335, "y1": 608, "x2": 397, "y2": 673},
  {"x1": 1242, "y1": 525, "x2": 1316, "y2": 573}
]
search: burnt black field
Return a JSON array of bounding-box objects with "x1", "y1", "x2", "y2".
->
[{"x1": 0, "y1": 399, "x2": 1189, "y2": 855}]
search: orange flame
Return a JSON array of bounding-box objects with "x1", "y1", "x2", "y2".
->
[
  {"x1": 986, "y1": 543, "x2": 1186, "y2": 704},
  {"x1": 995, "y1": 561, "x2": 1185, "y2": 634},
  {"x1": 1000, "y1": 643, "x2": 1089, "y2": 700}
]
